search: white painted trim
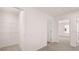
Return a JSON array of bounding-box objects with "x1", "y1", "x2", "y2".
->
[{"x1": 19, "y1": 10, "x2": 25, "y2": 51}]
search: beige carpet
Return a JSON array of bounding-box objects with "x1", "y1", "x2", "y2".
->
[
  {"x1": 0, "y1": 44, "x2": 21, "y2": 51},
  {"x1": 39, "y1": 40, "x2": 79, "y2": 51},
  {"x1": 0, "y1": 40, "x2": 79, "y2": 51}
]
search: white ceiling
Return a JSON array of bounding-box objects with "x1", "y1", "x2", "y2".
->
[{"x1": 35, "y1": 7, "x2": 79, "y2": 16}]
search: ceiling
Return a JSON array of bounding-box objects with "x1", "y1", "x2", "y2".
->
[{"x1": 35, "y1": 7, "x2": 79, "y2": 17}]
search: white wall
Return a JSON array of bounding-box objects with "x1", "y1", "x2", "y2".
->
[
  {"x1": 0, "y1": 8, "x2": 20, "y2": 48},
  {"x1": 20, "y1": 8, "x2": 54, "y2": 51}
]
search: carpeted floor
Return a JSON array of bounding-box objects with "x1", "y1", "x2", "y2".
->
[
  {"x1": 0, "y1": 39, "x2": 79, "y2": 51},
  {"x1": 39, "y1": 40, "x2": 79, "y2": 51},
  {"x1": 0, "y1": 44, "x2": 21, "y2": 51}
]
